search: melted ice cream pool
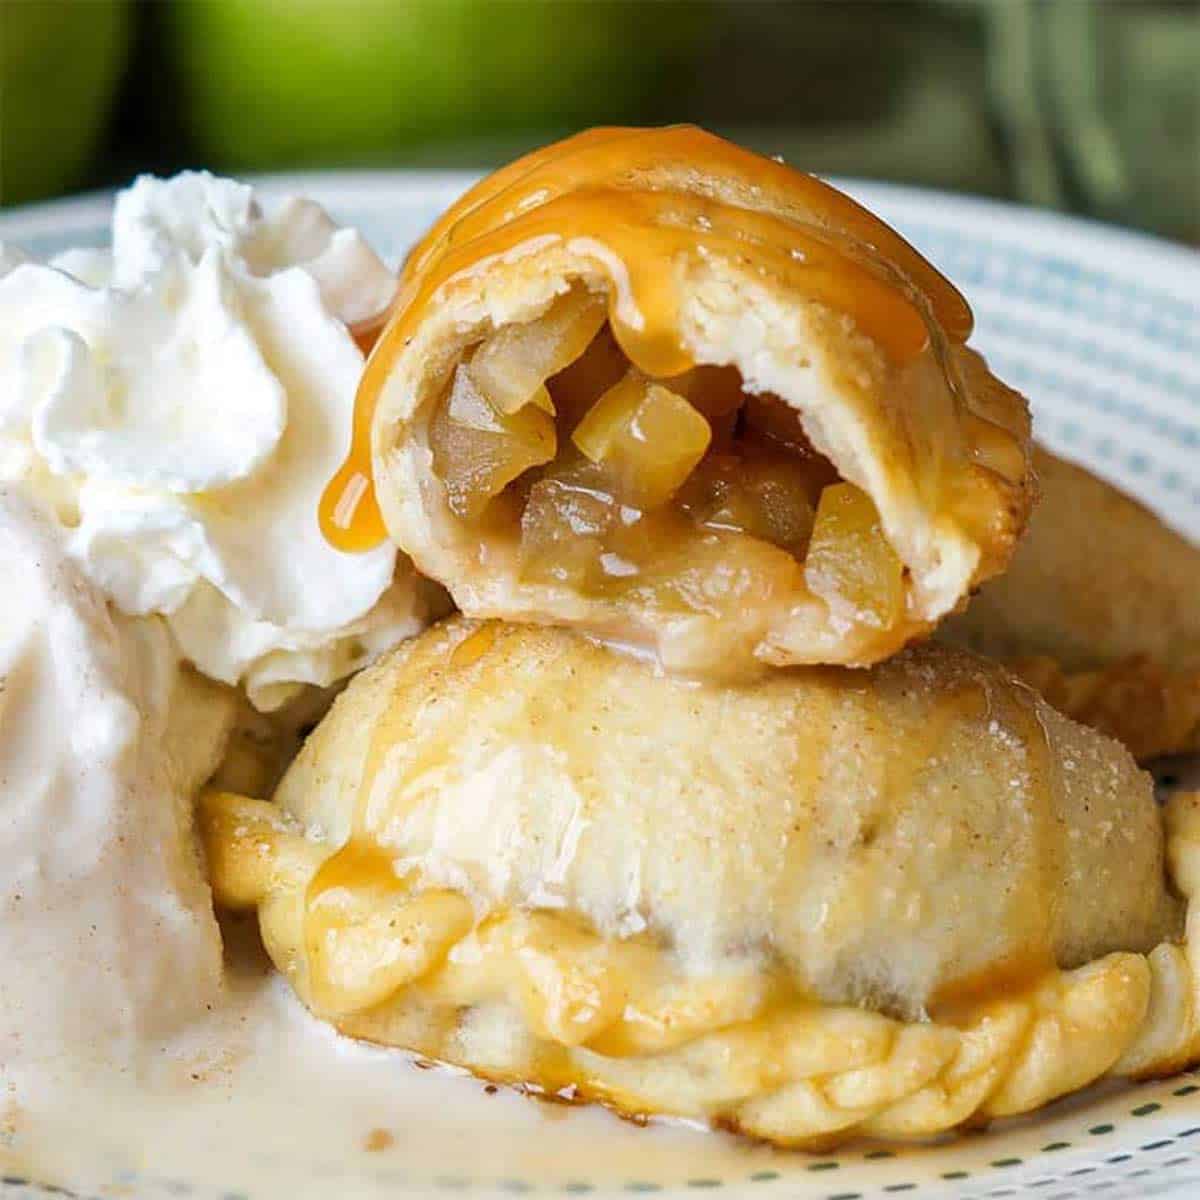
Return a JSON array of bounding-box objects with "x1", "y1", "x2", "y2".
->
[
  {"x1": 0, "y1": 171, "x2": 433, "y2": 712},
  {"x1": 2, "y1": 918, "x2": 784, "y2": 1198}
]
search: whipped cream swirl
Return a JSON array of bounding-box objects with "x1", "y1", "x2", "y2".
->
[{"x1": 0, "y1": 172, "x2": 433, "y2": 709}]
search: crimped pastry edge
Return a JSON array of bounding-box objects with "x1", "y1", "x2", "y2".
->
[{"x1": 199, "y1": 788, "x2": 1200, "y2": 1150}]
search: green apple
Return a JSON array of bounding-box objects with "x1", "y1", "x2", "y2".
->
[
  {"x1": 165, "y1": 0, "x2": 710, "y2": 169},
  {"x1": 1, "y1": 0, "x2": 133, "y2": 204}
]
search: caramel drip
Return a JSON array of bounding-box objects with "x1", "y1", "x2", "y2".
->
[
  {"x1": 401, "y1": 126, "x2": 972, "y2": 339},
  {"x1": 320, "y1": 125, "x2": 975, "y2": 552},
  {"x1": 1007, "y1": 675, "x2": 1065, "y2": 965},
  {"x1": 928, "y1": 673, "x2": 1061, "y2": 1014},
  {"x1": 303, "y1": 623, "x2": 506, "y2": 948},
  {"x1": 305, "y1": 840, "x2": 409, "y2": 950},
  {"x1": 448, "y1": 620, "x2": 500, "y2": 668},
  {"x1": 930, "y1": 949, "x2": 1055, "y2": 1017},
  {"x1": 302, "y1": 838, "x2": 405, "y2": 1011}
]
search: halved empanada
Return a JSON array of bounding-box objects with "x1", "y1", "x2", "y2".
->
[
  {"x1": 320, "y1": 126, "x2": 1034, "y2": 676},
  {"x1": 943, "y1": 447, "x2": 1200, "y2": 760},
  {"x1": 201, "y1": 618, "x2": 1196, "y2": 1147}
]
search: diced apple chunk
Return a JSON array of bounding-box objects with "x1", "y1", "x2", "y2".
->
[
  {"x1": 470, "y1": 290, "x2": 607, "y2": 416},
  {"x1": 518, "y1": 471, "x2": 617, "y2": 589},
  {"x1": 436, "y1": 314, "x2": 900, "y2": 647},
  {"x1": 430, "y1": 364, "x2": 555, "y2": 521},
  {"x1": 571, "y1": 370, "x2": 712, "y2": 510},
  {"x1": 677, "y1": 449, "x2": 816, "y2": 555},
  {"x1": 604, "y1": 518, "x2": 803, "y2": 617},
  {"x1": 804, "y1": 482, "x2": 905, "y2": 629}
]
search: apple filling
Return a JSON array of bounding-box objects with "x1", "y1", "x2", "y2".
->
[{"x1": 427, "y1": 290, "x2": 906, "y2": 635}]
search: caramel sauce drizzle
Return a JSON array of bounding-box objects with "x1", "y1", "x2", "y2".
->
[{"x1": 320, "y1": 125, "x2": 974, "y2": 553}]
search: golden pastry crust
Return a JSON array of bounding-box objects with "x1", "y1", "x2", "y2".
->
[
  {"x1": 943, "y1": 447, "x2": 1200, "y2": 758},
  {"x1": 321, "y1": 127, "x2": 1034, "y2": 675},
  {"x1": 200, "y1": 619, "x2": 1189, "y2": 1148},
  {"x1": 1006, "y1": 655, "x2": 1200, "y2": 763}
]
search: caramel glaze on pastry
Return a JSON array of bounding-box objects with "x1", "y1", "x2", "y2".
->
[
  {"x1": 943, "y1": 446, "x2": 1200, "y2": 760},
  {"x1": 201, "y1": 619, "x2": 1199, "y2": 1149},
  {"x1": 320, "y1": 126, "x2": 1035, "y2": 677}
]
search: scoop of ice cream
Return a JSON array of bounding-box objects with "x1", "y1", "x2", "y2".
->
[
  {"x1": 0, "y1": 172, "x2": 433, "y2": 710},
  {"x1": 0, "y1": 492, "x2": 235, "y2": 1073}
]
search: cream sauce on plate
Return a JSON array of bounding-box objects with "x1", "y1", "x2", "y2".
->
[{"x1": 3, "y1": 917, "x2": 773, "y2": 1198}]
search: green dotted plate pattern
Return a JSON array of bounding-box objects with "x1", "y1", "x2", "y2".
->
[{"x1": 1, "y1": 173, "x2": 1197, "y2": 1200}]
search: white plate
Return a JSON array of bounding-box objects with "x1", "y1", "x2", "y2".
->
[{"x1": 1, "y1": 172, "x2": 1198, "y2": 1200}]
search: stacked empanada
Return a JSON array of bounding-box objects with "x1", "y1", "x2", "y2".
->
[{"x1": 203, "y1": 126, "x2": 1200, "y2": 1147}]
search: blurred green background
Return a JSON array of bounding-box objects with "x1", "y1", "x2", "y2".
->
[{"x1": 1, "y1": 0, "x2": 1196, "y2": 241}]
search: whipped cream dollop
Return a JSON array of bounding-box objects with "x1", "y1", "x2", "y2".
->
[
  {"x1": 0, "y1": 493, "x2": 235, "y2": 1074},
  {"x1": 0, "y1": 172, "x2": 433, "y2": 709}
]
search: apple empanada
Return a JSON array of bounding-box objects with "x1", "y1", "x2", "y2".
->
[
  {"x1": 201, "y1": 618, "x2": 1199, "y2": 1147},
  {"x1": 943, "y1": 446, "x2": 1200, "y2": 760},
  {"x1": 320, "y1": 126, "x2": 1034, "y2": 676}
]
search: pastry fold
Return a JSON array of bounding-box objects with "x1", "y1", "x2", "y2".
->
[
  {"x1": 202, "y1": 619, "x2": 1191, "y2": 1148},
  {"x1": 943, "y1": 447, "x2": 1200, "y2": 759},
  {"x1": 322, "y1": 126, "x2": 1034, "y2": 674}
]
